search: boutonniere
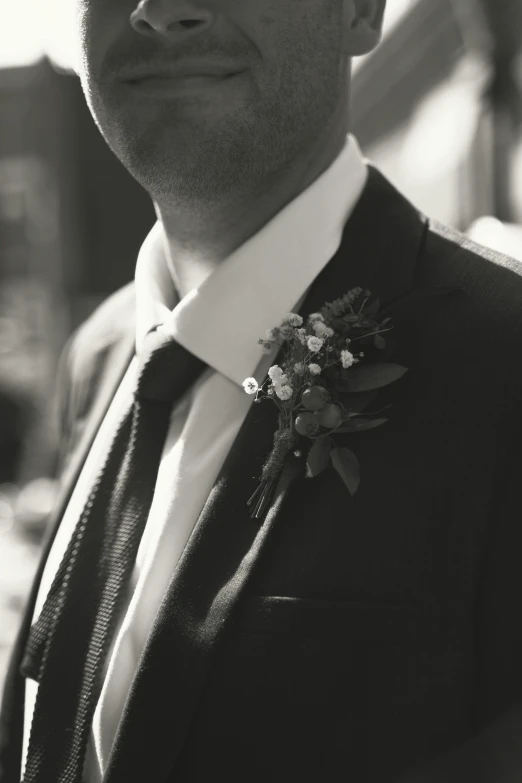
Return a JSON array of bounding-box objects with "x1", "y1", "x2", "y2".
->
[{"x1": 243, "y1": 286, "x2": 408, "y2": 520}]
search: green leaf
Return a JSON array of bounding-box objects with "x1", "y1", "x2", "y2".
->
[
  {"x1": 374, "y1": 334, "x2": 386, "y2": 350},
  {"x1": 306, "y1": 436, "x2": 333, "y2": 478},
  {"x1": 331, "y1": 447, "x2": 360, "y2": 495},
  {"x1": 343, "y1": 390, "x2": 379, "y2": 412},
  {"x1": 333, "y1": 417, "x2": 388, "y2": 434},
  {"x1": 331, "y1": 318, "x2": 351, "y2": 335},
  {"x1": 353, "y1": 334, "x2": 376, "y2": 346},
  {"x1": 339, "y1": 363, "x2": 407, "y2": 392},
  {"x1": 332, "y1": 389, "x2": 379, "y2": 411}
]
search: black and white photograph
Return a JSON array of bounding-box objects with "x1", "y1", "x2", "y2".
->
[{"x1": 1, "y1": 1, "x2": 522, "y2": 781}]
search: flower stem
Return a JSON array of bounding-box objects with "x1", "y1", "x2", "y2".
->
[
  {"x1": 249, "y1": 477, "x2": 276, "y2": 519},
  {"x1": 348, "y1": 327, "x2": 394, "y2": 343},
  {"x1": 358, "y1": 297, "x2": 370, "y2": 314}
]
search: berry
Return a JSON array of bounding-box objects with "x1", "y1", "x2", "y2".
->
[
  {"x1": 295, "y1": 413, "x2": 320, "y2": 437},
  {"x1": 316, "y1": 403, "x2": 342, "y2": 429},
  {"x1": 301, "y1": 385, "x2": 329, "y2": 411}
]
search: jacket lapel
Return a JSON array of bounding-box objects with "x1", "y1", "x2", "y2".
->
[{"x1": 103, "y1": 166, "x2": 429, "y2": 783}]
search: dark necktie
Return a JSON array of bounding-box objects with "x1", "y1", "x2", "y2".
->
[{"x1": 20, "y1": 326, "x2": 207, "y2": 783}]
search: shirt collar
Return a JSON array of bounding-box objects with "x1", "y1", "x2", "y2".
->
[{"x1": 134, "y1": 133, "x2": 368, "y2": 386}]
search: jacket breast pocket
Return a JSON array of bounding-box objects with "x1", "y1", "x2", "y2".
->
[
  {"x1": 191, "y1": 595, "x2": 473, "y2": 782},
  {"x1": 225, "y1": 594, "x2": 426, "y2": 714}
]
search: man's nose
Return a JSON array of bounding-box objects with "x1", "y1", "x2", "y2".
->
[{"x1": 130, "y1": 0, "x2": 214, "y2": 40}]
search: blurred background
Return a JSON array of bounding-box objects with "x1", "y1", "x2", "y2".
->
[{"x1": 1, "y1": 0, "x2": 522, "y2": 692}]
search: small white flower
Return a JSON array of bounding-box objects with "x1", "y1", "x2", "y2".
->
[
  {"x1": 279, "y1": 324, "x2": 294, "y2": 340},
  {"x1": 278, "y1": 374, "x2": 290, "y2": 386},
  {"x1": 293, "y1": 362, "x2": 305, "y2": 374},
  {"x1": 308, "y1": 312, "x2": 324, "y2": 323},
  {"x1": 309, "y1": 363, "x2": 321, "y2": 375},
  {"x1": 313, "y1": 321, "x2": 335, "y2": 338},
  {"x1": 265, "y1": 329, "x2": 276, "y2": 341},
  {"x1": 341, "y1": 350, "x2": 355, "y2": 369},
  {"x1": 307, "y1": 336, "x2": 324, "y2": 353},
  {"x1": 296, "y1": 328, "x2": 307, "y2": 345},
  {"x1": 242, "y1": 377, "x2": 259, "y2": 394},
  {"x1": 275, "y1": 384, "x2": 293, "y2": 401},
  {"x1": 268, "y1": 365, "x2": 284, "y2": 381},
  {"x1": 285, "y1": 313, "x2": 303, "y2": 327}
]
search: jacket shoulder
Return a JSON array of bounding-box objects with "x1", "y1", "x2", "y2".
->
[
  {"x1": 424, "y1": 218, "x2": 522, "y2": 287},
  {"x1": 413, "y1": 218, "x2": 522, "y2": 409},
  {"x1": 72, "y1": 281, "x2": 136, "y2": 359},
  {"x1": 56, "y1": 282, "x2": 135, "y2": 442},
  {"x1": 420, "y1": 218, "x2": 522, "y2": 336}
]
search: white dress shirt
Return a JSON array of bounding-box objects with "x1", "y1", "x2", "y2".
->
[{"x1": 21, "y1": 134, "x2": 367, "y2": 782}]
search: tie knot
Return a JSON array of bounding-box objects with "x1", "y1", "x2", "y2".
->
[{"x1": 136, "y1": 327, "x2": 207, "y2": 404}]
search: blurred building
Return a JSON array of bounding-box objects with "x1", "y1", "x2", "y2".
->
[{"x1": 0, "y1": 59, "x2": 155, "y2": 480}]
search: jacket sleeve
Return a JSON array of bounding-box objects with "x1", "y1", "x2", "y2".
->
[
  {"x1": 399, "y1": 413, "x2": 522, "y2": 783},
  {"x1": 0, "y1": 331, "x2": 79, "y2": 783}
]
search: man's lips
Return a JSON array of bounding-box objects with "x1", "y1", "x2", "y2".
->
[
  {"x1": 120, "y1": 60, "x2": 244, "y2": 82},
  {"x1": 123, "y1": 71, "x2": 244, "y2": 96}
]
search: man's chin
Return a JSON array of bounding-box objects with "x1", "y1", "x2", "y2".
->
[{"x1": 116, "y1": 153, "x2": 228, "y2": 204}]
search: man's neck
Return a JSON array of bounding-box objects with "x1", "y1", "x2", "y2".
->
[{"x1": 154, "y1": 123, "x2": 350, "y2": 300}]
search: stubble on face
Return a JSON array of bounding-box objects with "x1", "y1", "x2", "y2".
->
[{"x1": 78, "y1": 0, "x2": 349, "y2": 210}]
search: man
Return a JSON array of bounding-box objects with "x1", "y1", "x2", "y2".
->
[{"x1": 1, "y1": 0, "x2": 522, "y2": 781}]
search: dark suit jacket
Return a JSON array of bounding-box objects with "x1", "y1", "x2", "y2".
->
[{"x1": 2, "y1": 167, "x2": 522, "y2": 783}]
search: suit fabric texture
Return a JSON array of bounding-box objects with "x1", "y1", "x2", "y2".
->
[{"x1": 2, "y1": 166, "x2": 522, "y2": 783}]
